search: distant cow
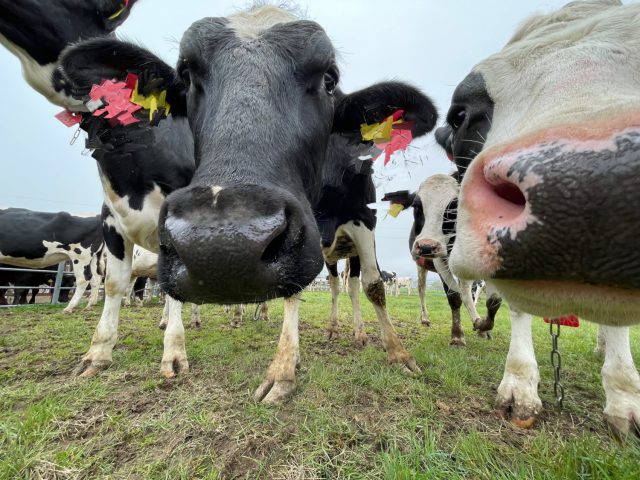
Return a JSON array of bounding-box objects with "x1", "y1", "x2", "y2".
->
[
  {"x1": 383, "y1": 176, "x2": 501, "y2": 345},
  {"x1": 56, "y1": 5, "x2": 438, "y2": 402},
  {"x1": 0, "y1": 209, "x2": 104, "y2": 312},
  {"x1": 0, "y1": 263, "x2": 75, "y2": 305},
  {"x1": 436, "y1": 0, "x2": 640, "y2": 437},
  {"x1": 393, "y1": 277, "x2": 412, "y2": 296}
]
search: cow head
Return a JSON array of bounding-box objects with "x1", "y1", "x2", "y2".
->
[
  {"x1": 383, "y1": 174, "x2": 458, "y2": 268},
  {"x1": 436, "y1": 0, "x2": 640, "y2": 324},
  {"x1": 58, "y1": 6, "x2": 437, "y2": 303}
]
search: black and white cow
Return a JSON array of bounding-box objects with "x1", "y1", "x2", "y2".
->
[
  {"x1": 0, "y1": 208, "x2": 104, "y2": 312},
  {"x1": 436, "y1": 0, "x2": 640, "y2": 437},
  {"x1": 0, "y1": 0, "x2": 137, "y2": 108},
  {"x1": 57, "y1": 5, "x2": 438, "y2": 402},
  {"x1": 0, "y1": 263, "x2": 75, "y2": 305},
  {"x1": 383, "y1": 175, "x2": 502, "y2": 345}
]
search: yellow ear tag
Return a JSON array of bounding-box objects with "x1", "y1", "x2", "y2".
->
[
  {"x1": 108, "y1": 5, "x2": 126, "y2": 20},
  {"x1": 388, "y1": 203, "x2": 405, "y2": 218},
  {"x1": 130, "y1": 80, "x2": 171, "y2": 121},
  {"x1": 360, "y1": 114, "x2": 394, "y2": 143}
]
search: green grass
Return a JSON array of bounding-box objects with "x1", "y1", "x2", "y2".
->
[{"x1": 1, "y1": 291, "x2": 639, "y2": 479}]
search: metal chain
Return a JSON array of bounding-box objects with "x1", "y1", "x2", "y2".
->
[{"x1": 550, "y1": 317, "x2": 564, "y2": 411}]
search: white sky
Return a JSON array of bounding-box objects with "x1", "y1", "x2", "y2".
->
[{"x1": 0, "y1": 0, "x2": 589, "y2": 277}]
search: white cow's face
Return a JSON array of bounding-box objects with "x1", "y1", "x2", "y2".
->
[{"x1": 437, "y1": 0, "x2": 640, "y2": 324}]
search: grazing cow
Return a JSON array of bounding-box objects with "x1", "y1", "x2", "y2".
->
[
  {"x1": 0, "y1": 209, "x2": 104, "y2": 312},
  {"x1": 57, "y1": 5, "x2": 438, "y2": 402},
  {"x1": 393, "y1": 277, "x2": 412, "y2": 296},
  {"x1": 380, "y1": 270, "x2": 397, "y2": 295},
  {"x1": 383, "y1": 176, "x2": 502, "y2": 345},
  {"x1": 0, "y1": 263, "x2": 75, "y2": 304},
  {"x1": 436, "y1": 0, "x2": 640, "y2": 437}
]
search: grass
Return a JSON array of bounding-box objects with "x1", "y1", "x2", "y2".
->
[{"x1": 1, "y1": 291, "x2": 639, "y2": 479}]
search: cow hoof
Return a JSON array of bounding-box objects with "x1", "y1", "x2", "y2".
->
[
  {"x1": 63, "y1": 306, "x2": 75, "y2": 314},
  {"x1": 190, "y1": 320, "x2": 202, "y2": 329},
  {"x1": 495, "y1": 389, "x2": 541, "y2": 429},
  {"x1": 604, "y1": 414, "x2": 640, "y2": 441},
  {"x1": 389, "y1": 355, "x2": 421, "y2": 376},
  {"x1": 259, "y1": 315, "x2": 270, "y2": 322},
  {"x1": 421, "y1": 317, "x2": 432, "y2": 327},
  {"x1": 473, "y1": 317, "x2": 495, "y2": 334},
  {"x1": 254, "y1": 379, "x2": 296, "y2": 404},
  {"x1": 160, "y1": 356, "x2": 189, "y2": 379},
  {"x1": 326, "y1": 326, "x2": 339, "y2": 341},
  {"x1": 231, "y1": 317, "x2": 242, "y2": 328},
  {"x1": 353, "y1": 331, "x2": 369, "y2": 348},
  {"x1": 449, "y1": 337, "x2": 466, "y2": 347},
  {"x1": 477, "y1": 330, "x2": 492, "y2": 340},
  {"x1": 73, "y1": 358, "x2": 111, "y2": 377},
  {"x1": 158, "y1": 319, "x2": 168, "y2": 330}
]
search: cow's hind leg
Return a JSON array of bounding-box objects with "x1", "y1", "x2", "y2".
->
[
  {"x1": 600, "y1": 325, "x2": 640, "y2": 440},
  {"x1": 85, "y1": 251, "x2": 103, "y2": 310},
  {"x1": 258, "y1": 302, "x2": 269, "y2": 322},
  {"x1": 63, "y1": 258, "x2": 92, "y2": 313},
  {"x1": 347, "y1": 257, "x2": 368, "y2": 347},
  {"x1": 326, "y1": 262, "x2": 341, "y2": 341},
  {"x1": 160, "y1": 296, "x2": 189, "y2": 378},
  {"x1": 417, "y1": 265, "x2": 430, "y2": 326},
  {"x1": 473, "y1": 284, "x2": 502, "y2": 337},
  {"x1": 74, "y1": 237, "x2": 133, "y2": 377},
  {"x1": 440, "y1": 277, "x2": 465, "y2": 347},
  {"x1": 495, "y1": 308, "x2": 541, "y2": 428},
  {"x1": 190, "y1": 303, "x2": 201, "y2": 329},
  {"x1": 231, "y1": 304, "x2": 244, "y2": 327},
  {"x1": 350, "y1": 225, "x2": 419, "y2": 375},
  {"x1": 255, "y1": 296, "x2": 300, "y2": 404}
]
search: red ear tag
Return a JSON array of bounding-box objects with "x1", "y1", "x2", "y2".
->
[
  {"x1": 55, "y1": 110, "x2": 82, "y2": 127},
  {"x1": 544, "y1": 315, "x2": 580, "y2": 327}
]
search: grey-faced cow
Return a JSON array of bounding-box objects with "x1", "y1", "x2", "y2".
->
[
  {"x1": 57, "y1": 5, "x2": 438, "y2": 403},
  {"x1": 436, "y1": 0, "x2": 640, "y2": 437}
]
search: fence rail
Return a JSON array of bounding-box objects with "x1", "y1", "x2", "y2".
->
[{"x1": 0, "y1": 262, "x2": 70, "y2": 307}]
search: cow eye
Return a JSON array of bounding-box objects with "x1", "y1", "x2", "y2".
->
[
  {"x1": 323, "y1": 69, "x2": 338, "y2": 95},
  {"x1": 447, "y1": 107, "x2": 466, "y2": 130},
  {"x1": 178, "y1": 60, "x2": 191, "y2": 87}
]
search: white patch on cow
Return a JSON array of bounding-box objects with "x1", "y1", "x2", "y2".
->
[
  {"x1": 228, "y1": 6, "x2": 297, "y2": 40},
  {"x1": 211, "y1": 186, "x2": 223, "y2": 207},
  {"x1": 0, "y1": 33, "x2": 85, "y2": 109},
  {"x1": 413, "y1": 174, "x2": 459, "y2": 256}
]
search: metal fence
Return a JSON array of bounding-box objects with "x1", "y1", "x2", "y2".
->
[{"x1": 0, "y1": 262, "x2": 73, "y2": 307}]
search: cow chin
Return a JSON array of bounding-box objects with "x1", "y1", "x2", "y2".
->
[{"x1": 490, "y1": 279, "x2": 640, "y2": 326}]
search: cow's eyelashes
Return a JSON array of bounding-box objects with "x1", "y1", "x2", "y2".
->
[
  {"x1": 323, "y1": 69, "x2": 338, "y2": 95},
  {"x1": 447, "y1": 107, "x2": 466, "y2": 130},
  {"x1": 177, "y1": 61, "x2": 191, "y2": 87}
]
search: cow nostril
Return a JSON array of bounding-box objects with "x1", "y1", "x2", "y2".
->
[
  {"x1": 261, "y1": 223, "x2": 289, "y2": 264},
  {"x1": 493, "y1": 182, "x2": 526, "y2": 207}
]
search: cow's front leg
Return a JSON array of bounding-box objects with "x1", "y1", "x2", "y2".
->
[
  {"x1": 600, "y1": 325, "x2": 640, "y2": 439},
  {"x1": 231, "y1": 304, "x2": 244, "y2": 327},
  {"x1": 473, "y1": 284, "x2": 502, "y2": 336},
  {"x1": 350, "y1": 225, "x2": 419, "y2": 375},
  {"x1": 417, "y1": 265, "x2": 430, "y2": 326},
  {"x1": 258, "y1": 302, "x2": 269, "y2": 322},
  {"x1": 458, "y1": 279, "x2": 485, "y2": 337},
  {"x1": 441, "y1": 277, "x2": 465, "y2": 347},
  {"x1": 495, "y1": 308, "x2": 541, "y2": 428},
  {"x1": 190, "y1": 303, "x2": 202, "y2": 328},
  {"x1": 160, "y1": 296, "x2": 189, "y2": 378},
  {"x1": 326, "y1": 262, "x2": 341, "y2": 341},
  {"x1": 254, "y1": 296, "x2": 300, "y2": 404},
  {"x1": 346, "y1": 257, "x2": 367, "y2": 347},
  {"x1": 63, "y1": 258, "x2": 92, "y2": 313},
  {"x1": 74, "y1": 240, "x2": 133, "y2": 377}
]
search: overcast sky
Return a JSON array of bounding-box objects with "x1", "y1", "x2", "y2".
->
[{"x1": 0, "y1": 0, "x2": 589, "y2": 278}]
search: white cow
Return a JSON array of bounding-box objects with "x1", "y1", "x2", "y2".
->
[{"x1": 437, "y1": 0, "x2": 640, "y2": 438}]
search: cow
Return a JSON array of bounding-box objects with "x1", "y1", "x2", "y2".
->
[
  {"x1": 0, "y1": 208, "x2": 104, "y2": 313},
  {"x1": 0, "y1": 263, "x2": 75, "y2": 304},
  {"x1": 393, "y1": 277, "x2": 412, "y2": 296},
  {"x1": 56, "y1": 5, "x2": 438, "y2": 402},
  {"x1": 0, "y1": 0, "x2": 137, "y2": 108},
  {"x1": 382, "y1": 176, "x2": 502, "y2": 345},
  {"x1": 380, "y1": 270, "x2": 397, "y2": 295},
  {"x1": 435, "y1": 0, "x2": 640, "y2": 437}
]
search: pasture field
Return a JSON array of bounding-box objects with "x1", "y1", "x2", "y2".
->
[{"x1": 1, "y1": 291, "x2": 639, "y2": 479}]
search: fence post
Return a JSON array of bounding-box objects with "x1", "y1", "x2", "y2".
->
[{"x1": 51, "y1": 261, "x2": 65, "y2": 305}]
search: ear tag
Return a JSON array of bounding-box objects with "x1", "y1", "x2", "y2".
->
[
  {"x1": 388, "y1": 203, "x2": 405, "y2": 218},
  {"x1": 130, "y1": 79, "x2": 171, "y2": 121},
  {"x1": 360, "y1": 109, "x2": 414, "y2": 165},
  {"x1": 55, "y1": 110, "x2": 82, "y2": 127},
  {"x1": 543, "y1": 315, "x2": 580, "y2": 327}
]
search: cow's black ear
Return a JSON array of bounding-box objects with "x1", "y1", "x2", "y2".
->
[
  {"x1": 381, "y1": 190, "x2": 416, "y2": 210},
  {"x1": 57, "y1": 38, "x2": 187, "y2": 116},
  {"x1": 333, "y1": 81, "x2": 438, "y2": 139},
  {"x1": 99, "y1": 0, "x2": 138, "y2": 29}
]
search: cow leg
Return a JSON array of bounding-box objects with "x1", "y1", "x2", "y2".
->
[
  {"x1": 158, "y1": 301, "x2": 169, "y2": 330},
  {"x1": 63, "y1": 259, "x2": 92, "y2": 313},
  {"x1": 190, "y1": 303, "x2": 201, "y2": 329},
  {"x1": 85, "y1": 253, "x2": 103, "y2": 310},
  {"x1": 347, "y1": 257, "x2": 368, "y2": 347},
  {"x1": 231, "y1": 304, "x2": 244, "y2": 327},
  {"x1": 473, "y1": 284, "x2": 502, "y2": 336},
  {"x1": 459, "y1": 279, "x2": 491, "y2": 339},
  {"x1": 254, "y1": 296, "x2": 300, "y2": 404},
  {"x1": 417, "y1": 266, "x2": 430, "y2": 326},
  {"x1": 326, "y1": 262, "x2": 341, "y2": 341},
  {"x1": 595, "y1": 325, "x2": 606, "y2": 355},
  {"x1": 495, "y1": 308, "x2": 541, "y2": 428},
  {"x1": 441, "y1": 277, "x2": 465, "y2": 347},
  {"x1": 123, "y1": 277, "x2": 135, "y2": 307},
  {"x1": 350, "y1": 225, "x2": 419, "y2": 375},
  {"x1": 258, "y1": 302, "x2": 269, "y2": 321},
  {"x1": 0, "y1": 289, "x2": 7, "y2": 305},
  {"x1": 600, "y1": 325, "x2": 640, "y2": 439},
  {"x1": 160, "y1": 296, "x2": 189, "y2": 378},
  {"x1": 74, "y1": 240, "x2": 133, "y2": 377}
]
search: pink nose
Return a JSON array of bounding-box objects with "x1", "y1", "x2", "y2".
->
[{"x1": 413, "y1": 239, "x2": 442, "y2": 258}]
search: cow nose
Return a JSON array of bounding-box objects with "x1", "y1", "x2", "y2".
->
[
  {"x1": 158, "y1": 185, "x2": 323, "y2": 303},
  {"x1": 412, "y1": 239, "x2": 442, "y2": 258}
]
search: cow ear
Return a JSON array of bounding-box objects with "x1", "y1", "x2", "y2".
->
[
  {"x1": 57, "y1": 38, "x2": 187, "y2": 116},
  {"x1": 381, "y1": 190, "x2": 416, "y2": 210},
  {"x1": 333, "y1": 81, "x2": 438, "y2": 139},
  {"x1": 100, "y1": 0, "x2": 138, "y2": 29}
]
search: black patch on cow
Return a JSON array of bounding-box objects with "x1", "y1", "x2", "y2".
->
[
  {"x1": 73, "y1": 259, "x2": 79, "y2": 264},
  {"x1": 435, "y1": 71, "x2": 494, "y2": 179},
  {"x1": 441, "y1": 276, "x2": 462, "y2": 309},
  {"x1": 348, "y1": 256, "x2": 361, "y2": 278},
  {"x1": 365, "y1": 280, "x2": 386, "y2": 307},
  {"x1": 326, "y1": 262, "x2": 339, "y2": 277},
  {"x1": 102, "y1": 205, "x2": 125, "y2": 261},
  {"x1": 74, "y1": 248, "x2": 82, "y2": 254},
  {"x1": 83, "y1": 264, "x2": 92, "y2": 281},
  {"x1": 442, "y1": 198, "x2": 458, "y2": 256}
]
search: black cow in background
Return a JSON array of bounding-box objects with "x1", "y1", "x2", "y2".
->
[
  {"x1": 56, "y1": 5, "x2": 438, "y2": 403},
  {"x1": 0, "y1": 263, "x2": 75, "y2": 305}
]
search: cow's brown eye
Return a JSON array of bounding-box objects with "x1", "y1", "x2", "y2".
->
[
  {"x1": 447, "y1": 107, "x2": 466, "y2": 130},
  {"x1": 323, "y1": 69, "x2": 338, "y2": 95}
]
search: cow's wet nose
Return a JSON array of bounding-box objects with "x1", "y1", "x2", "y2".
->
[
  {"x1": 158, "y1": 185, "x2": 323, "y2": 303},
  {"x1": 412, "y1": 239, "x2": 443, "y2": 259}
]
